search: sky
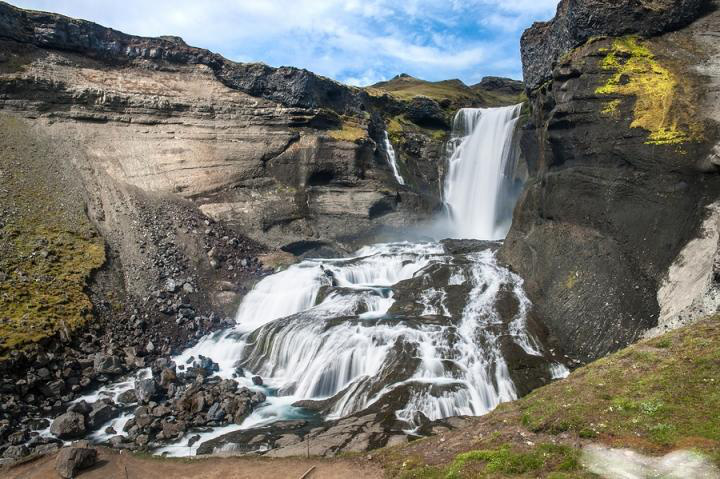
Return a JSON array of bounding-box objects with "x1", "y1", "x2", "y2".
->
[{"x1": 9, "y1": 0, "x2": 560, "y2": 86}]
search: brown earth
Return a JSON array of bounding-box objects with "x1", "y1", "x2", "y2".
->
[{"x1": 5, "y1": 447, "x2": 382, "y2": 479}]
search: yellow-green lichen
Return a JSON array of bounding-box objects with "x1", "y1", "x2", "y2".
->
[
  {"x1": 595, "y1": 36, "x2": 702, "y2": 146},
  {"x1": 328, "y1": 117, "x2": 368, "y2": 142}
]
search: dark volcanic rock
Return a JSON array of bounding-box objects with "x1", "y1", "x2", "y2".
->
[
  {"x1": 55, "y1": 446, "x2": 97, "y2": 479},
  {"x1": 50, "y1": 412, "x2": 86, "y2": 439},
  {"x1": 521, "y1": 0, "x2": 707, "y2": 89},
  {"x1": 405, "y1": 97, "x2": 449, "y2": 129},
  {"x1": 506, "y1": 4, "x2": 720, "y2": 361}
]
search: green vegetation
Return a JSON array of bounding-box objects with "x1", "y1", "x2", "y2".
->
[
  {"x1": 367, "y1": 75, "x2": 524, "y2": 108},
  {"x1": 0, "y1": 115, "x2": 105, "y2": 357},
  {"x1": 329, "y1": 116, "x2": 368, "y2": 142},
  {"x1": 520, "y1": 315, "x2": 720, "y2": 460},
  {"x1": 393, "y1": 444, "x2": 583, "y2": 479},
  {"x1": 595, "y1": 36, "x2": 703, "y2": 145}
]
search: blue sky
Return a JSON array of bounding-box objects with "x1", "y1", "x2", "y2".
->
[{"x1": 9, "y1": 0, "x2": 559, "y2": 86}]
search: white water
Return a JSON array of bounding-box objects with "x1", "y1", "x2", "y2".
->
[
  {"x1": 70, "y1": 105, "x2": 571, "y2": 455},
  {"x1": 383, "y1": 131, "x2": 405, "y2": 185},
  {"x1": 444, "y1": 105, "x2": 522, "y2": 240}
]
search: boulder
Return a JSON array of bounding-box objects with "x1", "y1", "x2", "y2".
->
[
  {"x1": 55, "y1": 446, "x2": 97, "y2": 479},
  {"x1": 50, "y1": 412, "x2": 86, "y2": 439},
  {"x1": 2, "y1": 444, "x2": 29, "y2": 459},
  {"x1": 134, "y1": 378, "x2": 157, "y2": 403},
  {"x1": 93, "y1": 353, "x2": 124, "y2": 374},
  {"x1": 88, "y1": 401, "x2": 119, "y2": 429}
]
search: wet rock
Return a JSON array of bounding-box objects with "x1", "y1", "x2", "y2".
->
[
  {"x1": 134, "y1": 378, "x2": 158, "y2": 403},
  {"x1": 88, "y1": 400, "x2": 119, "y2": 429},
  {"x1": 93, "y1": 353, "x2": 124, "y2": 374},
  {"x1": 2, "y1": 444, "x2": 29, "y2": 459},
  {"x1": 55, "y1": 446, "x2": 97, "y2": 479},
  {"x1": 159, "y1": 367, "x2": 177, "y2": 388},
  {"x1": 117, "y1": 389, "x2": 137, "y2": 404},
  {"x1": 251, "y1": 375, "x2": 263, "y2": 386},
  {"x1": 50, "y1": 412, "x2": 86, "y2": 439}
]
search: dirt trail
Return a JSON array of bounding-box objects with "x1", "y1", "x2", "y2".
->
[{"x1": 6, "y1": 447, "x2": 384, "y2": 479}]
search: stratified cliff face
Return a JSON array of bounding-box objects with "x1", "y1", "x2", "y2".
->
[
  {"x1": 0, "y1": 1, "x2": 446, "y2": 261},
  {"x1": 503, "y1": 0, "x2": 720, "y2": 362}
]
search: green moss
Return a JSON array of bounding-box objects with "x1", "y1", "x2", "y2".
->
[
  {"x1": 445, "y1": 444, "x2": 581, "y2": 478},
  {"x1": 519, "y1": 316, "x2": 720, "y2": 460},
  {"x1": 594, "y1": 36, "x2": 703, "y2": 145},
  {"x1": 565, "y1": 271, "x2": 579, "y2": 289},
  {"x1": 328, "y1": 116, "x2": 368, "y2": 142},
  {"x1": 0, "y1": 115, "x2": 105, "y2": 357}
]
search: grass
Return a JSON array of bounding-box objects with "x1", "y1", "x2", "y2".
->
[
  {"x1": 328, "y1": 116, "x2": 368, "y2": 142},
  {"x1": 393, "y1": 444, "x2": 583, "y2": 479},
  {"x1": 0, "y1": 115, "x2": 105, "y2": 357},
  {"x1": 595, "y1": 36, "x2": 703, "y2": 145},
  {"x1": 520, "y1": 315, "x2": 720, "y2": 460},
  {"x1": 368, "y1": 75, "x2": 523, "y2": 108}
]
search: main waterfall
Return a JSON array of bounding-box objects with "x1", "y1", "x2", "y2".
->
[
  {"x1": 75, "y1": 105, "x2": 567, "y2": 456},
  {"x1": 444, "y1": 105, "x2": 523, "y2": 240}
]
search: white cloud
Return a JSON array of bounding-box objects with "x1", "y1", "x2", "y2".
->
[{"x1": 8, "y1": 0, "x2": 559, "y2": 85}]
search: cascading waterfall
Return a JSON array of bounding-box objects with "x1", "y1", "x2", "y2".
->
[
  {"x1": 74, "y1": 104, "x2": 569, "y2": 456},
  {"x1": 383, "y1": 131, "x2": 405, "y2": 185},
  {"x1": 444, "y1": 105, "x2": 523, "y2": 240}
]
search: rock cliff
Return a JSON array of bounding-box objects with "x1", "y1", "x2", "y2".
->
[{"x1": 503, "y1": 0, "x2": 720, "y2": 361}]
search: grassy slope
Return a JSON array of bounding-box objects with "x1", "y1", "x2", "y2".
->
[
  {"x1": 367, "y1": 75, "x2": 524, "y2": 108},
  {"x1": 380, "y1": 316, "x2": 720, "y2": 478},
  {"x1": 0, "y1": 115, "x2": 105, "y2": 357}
]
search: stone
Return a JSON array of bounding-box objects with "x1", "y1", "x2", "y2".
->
[
  {"x1": 164, "y1": 278, "x2": 179, "y2": 293},
  {"x1": 50, "y1": 412, "x2": 86, "y2": 439},
  {"x1": 159, "y1": 367, "x2": 176, "y2": 388},
  {"x1": 93, "y1": 353, "x2": 124, "y2": 374},
  {"x1": 88, "y1": 401, "x2": 119, "y2": 428},
  {"x1": 251, "y1": 375, "x2": 263, "y2": 386},
  {"x1": 117, "y1": 389, "x2": 137, "y2": 404},
  {"x1": 2, "y1": 445, "x2": 29, "y2": 459},
  {"x1": 134, "y1": 378, "x2": 157, "y2": 403},
  {"x1": 521, "y1": 0, "x2": 706, "y2": 89},
  {"x1": 55, "y1": 446, "x2": 97, "y2": 479}
]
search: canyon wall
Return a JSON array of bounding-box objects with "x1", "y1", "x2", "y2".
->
[{"x1": 502, "y1": 0, "x2": 720, "y2": 362}]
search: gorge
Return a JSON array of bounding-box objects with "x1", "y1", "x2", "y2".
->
[{"x1": 1, "y1": 0, "x2": 720, "y2": 477}]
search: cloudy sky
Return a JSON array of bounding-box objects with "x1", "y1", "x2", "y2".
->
[{"x1": 10, "y1": 0, "x2": 559, "y2": 86}]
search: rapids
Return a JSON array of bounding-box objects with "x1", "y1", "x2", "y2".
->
[{"x1": 72, "y1": 105, "x2": 569, "y2": 455}]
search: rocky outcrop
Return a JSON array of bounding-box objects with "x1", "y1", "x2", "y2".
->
[
  {"x1": 521, "y1": 0, "x2": 708, "y2": 90},
  {"x1": 504, "y1": 0, "x2": 720, "y2": 361}
]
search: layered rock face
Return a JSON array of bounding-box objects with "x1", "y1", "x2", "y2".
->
[
  {"x1": 503, "y1": 0, "x2": 720, "y2": 361},
  {"x1": 0, "y1": 1, "x2": 442, "y2": 261}
]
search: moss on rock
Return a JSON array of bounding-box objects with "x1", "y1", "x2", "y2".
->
[
  {"x1": 0, "y1": 115, "x2": 105, "y2": 357},
  {"x1": 595, "y1": 36, "x2": 703, "y2": 145}
]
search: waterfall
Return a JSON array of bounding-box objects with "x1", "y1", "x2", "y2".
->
[
  {"x1": 80, "y1": 104, "x2": 570, "y2": 457},
  {"x1": 444, "y1": 105, "x2": 522, "y2": 240},
  {"x1": 383, "y1": 131, "x2": 405, "y2": 185}
]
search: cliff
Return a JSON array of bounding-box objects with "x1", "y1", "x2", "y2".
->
[{"x1": 502, "y1": 0, "x2": 720, "y2": 362}]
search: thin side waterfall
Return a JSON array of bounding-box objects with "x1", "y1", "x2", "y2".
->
[
  {"x1": 383, "y1": 131, "x2": 405, "y2": 185},
  {"x1": 444, "y1": 105, "x2": 522, "y2": 240}
]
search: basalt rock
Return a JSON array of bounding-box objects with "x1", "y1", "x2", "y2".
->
[
  {"x1": 49, "y1": 412, "x2": 86, "y2": 439},
  {"x1": 55, "y1": 446, "x2": 97, "y2": 479},
  {"x1": 521, "y1": 0, "x2": 708, "y2": 90},
  {"x1": 505, "y1": 0, "x2": 720, "y2": 362}
]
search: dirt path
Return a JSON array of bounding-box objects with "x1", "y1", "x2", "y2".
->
[{"x1": 6, "y1": 447, "x2": 384, "y2": 479}]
